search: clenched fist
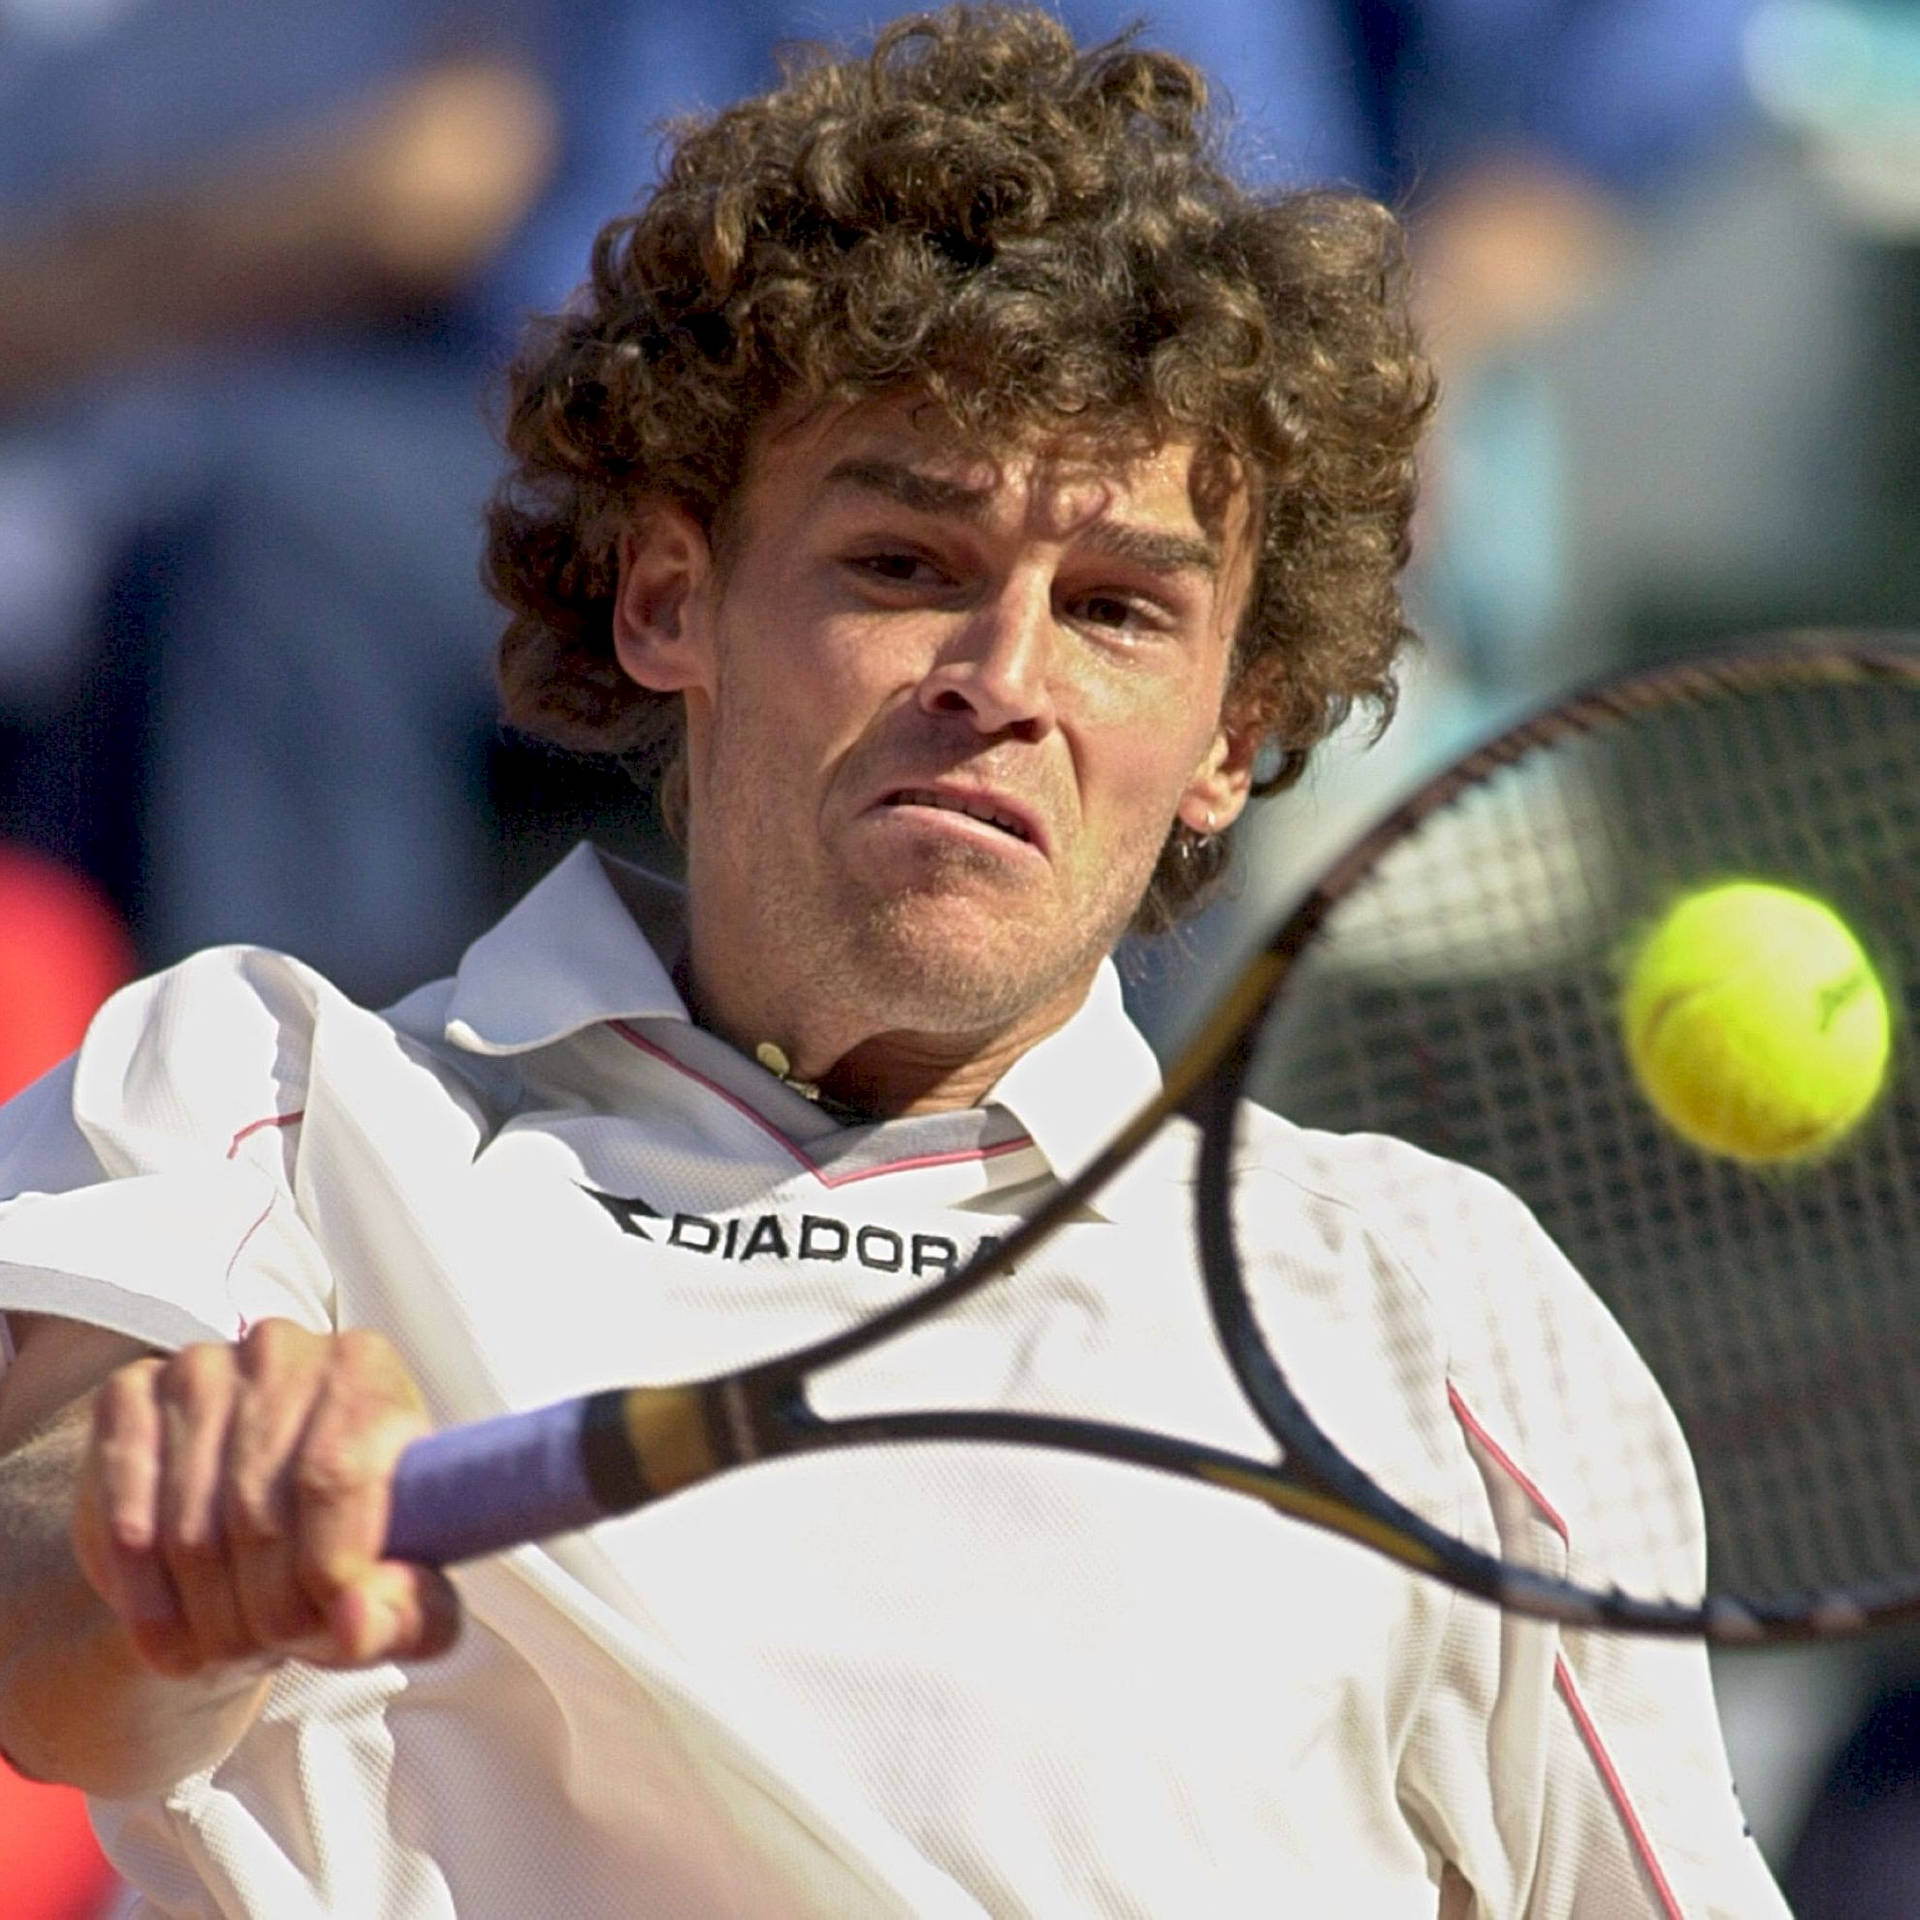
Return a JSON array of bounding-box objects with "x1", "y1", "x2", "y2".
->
[{"x1": 72, "y1": 1320, "x2": 459, "y2": 1676}]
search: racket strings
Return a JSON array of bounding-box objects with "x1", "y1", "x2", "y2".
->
[{"x1": 1247, "y1": 661, "x2": 1920, "y2": 1612}]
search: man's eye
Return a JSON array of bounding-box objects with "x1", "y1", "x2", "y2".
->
[
  {"x1": 852, "y1": 551, "x2": 942, "y2": 585},
  {"x1": 1073, "y1": 592, "x2": 1155, "y2": 631}
]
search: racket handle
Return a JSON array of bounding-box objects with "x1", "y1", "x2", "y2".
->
[{"x1": 385, "y1": 1393, "x2": 631, "y2": 1567}]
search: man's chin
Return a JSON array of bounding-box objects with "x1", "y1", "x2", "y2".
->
[{"x1": 848, "y1": 886, "x2": 1083, "y2": 1031}]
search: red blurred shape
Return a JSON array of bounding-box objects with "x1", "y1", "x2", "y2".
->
[
  {"x1": 0, "y1": 1757, "x2": 118, "y2": 1920},
  {"x1": 0, "y1": 845, "x2": 134, "y2": 1913},
  {"x1": 0, "y1": 848, "x2": 135, "y2": 1103}
]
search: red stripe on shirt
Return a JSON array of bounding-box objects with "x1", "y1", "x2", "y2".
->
[
  {"x1": 608, "y1": 1022, "x2": 1032, "y2": 1188},
  {"x1": 1554, "y1": 1656, "x2": 1687, "y2": 1920},
  {"x1": 1446, "y1": 1381, "x2": 1685, "y2": 1919},
  {"x1": 1445, "y1": 1381, "x2": 1568, "y2": 1541},
  {"x1": 223, "y1": 1192, "x2": 279, "y2": 1340},
  {"x1": 226, "y1": 1111, "x2": 304, "y2": 1159}
]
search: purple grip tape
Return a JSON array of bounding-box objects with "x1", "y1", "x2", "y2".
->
[{"x1": 384, "y1": 1398, "x2": 604, "y2": 1567}]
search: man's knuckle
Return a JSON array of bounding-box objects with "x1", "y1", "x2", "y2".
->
[
  {"x1": 333, "y1": 1327, "x2": 412, "y2": 1399},
  {"x1": 238, "y1": 1317, "x2": 310, "y2": 1376},
  {"x1": 293, "y1": 1436, "x2": 368, "y2": 1506},
  {"x1": 333, "y1": 1327, "x2": 388, "y2": 1366},
  {"x1": 161, "y1": 1342, "x2": 235, "y2": 1415},
  {"x1": 94, "y1": 1359, "x2": 161, "y2": 1429}
]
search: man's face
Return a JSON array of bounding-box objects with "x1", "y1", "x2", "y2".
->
[{"x1": 614, "y1": 397, "x2": 1256, "y2": 1065}]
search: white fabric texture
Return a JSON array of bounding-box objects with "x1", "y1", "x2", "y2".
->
[{"x1": 0, "y1": 845, "x2": 1787, "y2": 1917}]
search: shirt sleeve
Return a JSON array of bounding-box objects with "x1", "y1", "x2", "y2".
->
[
  {"x1": 0, "y1": 947, "x2": 338, "y2": 1352},
  {"x1": 1367, "y1": 1142, "x2": 1789, "y2": 1918}
]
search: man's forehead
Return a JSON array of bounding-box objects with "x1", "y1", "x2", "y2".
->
[{"x1": 758, "y1": 394, "x2": 1231, "y2": 537}]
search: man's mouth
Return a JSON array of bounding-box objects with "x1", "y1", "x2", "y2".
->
[{"x1": 881, "y1": 787, "x2": 1040, "y2": 848}]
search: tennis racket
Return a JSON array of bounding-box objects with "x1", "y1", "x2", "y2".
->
[{"x1": 385, "y1": 635, "x2": 1920, "y2": 1644}]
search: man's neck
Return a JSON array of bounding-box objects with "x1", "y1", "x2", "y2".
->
[{"x1": 673, "y1": 952, "x2": 1094, "y2": 1121}]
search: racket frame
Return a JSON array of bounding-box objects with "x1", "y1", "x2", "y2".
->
[{"x1": 387, "y1": 637, "x2": 1920, "y2": 1644}]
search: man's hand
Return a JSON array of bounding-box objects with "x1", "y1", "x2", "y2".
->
[{"x1": 71, "y1": 1321, "x2": 459, "y2": 1678}]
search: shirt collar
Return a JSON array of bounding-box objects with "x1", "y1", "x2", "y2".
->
[
  {"x1": 442, "y1": 842, "x2": 1165, "y2": 1185},
  {"x1": 444, "y1": 844, "x2": 688, "y2": 1054},
  {"x1": 984, "y1": 959, "x2": 1163, "y2": 1186}
]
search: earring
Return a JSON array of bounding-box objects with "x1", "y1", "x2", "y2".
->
[{"x1": 1176, "y1": 809, "x2": 1217, "y2": 868}]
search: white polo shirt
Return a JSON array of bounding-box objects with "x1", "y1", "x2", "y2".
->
[{"x1": 0, "y1": 846, "x2": 1785, "y2": 1918}]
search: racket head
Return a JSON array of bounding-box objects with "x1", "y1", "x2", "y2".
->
[{"x1": 1203, "y1": 635, "x2": 1920, "y2": 1641}]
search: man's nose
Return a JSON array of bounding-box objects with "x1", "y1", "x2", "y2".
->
[{"x1": 916, "y1": 578, "x2": 1057, "y2": 740}]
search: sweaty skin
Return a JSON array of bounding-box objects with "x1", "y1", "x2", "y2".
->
[{"x1": 612, "y1": 396, "x2": 1258, "y2": 1117}]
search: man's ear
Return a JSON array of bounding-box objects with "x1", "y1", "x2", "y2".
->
[
  {"x1": 1176, "y1": 712, "x2": 1259, "y2": 838},
  {"x1": 611, "y1": 503, "x2": 715, "y2": 694}
]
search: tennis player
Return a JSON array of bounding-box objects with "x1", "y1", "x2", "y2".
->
[{"x1": 0, "y1": 11, "x2": 1785, "y2": 1915}]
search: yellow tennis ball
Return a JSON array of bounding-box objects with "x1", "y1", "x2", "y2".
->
[{"x1": 1621, "y1": 881, "x2": 1892, "y2": 1165}]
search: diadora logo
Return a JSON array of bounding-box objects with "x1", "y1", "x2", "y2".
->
[{"x1": 581, "y1": 1185, "x2": 990, "y2": 1279}]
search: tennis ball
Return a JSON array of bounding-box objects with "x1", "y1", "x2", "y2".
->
[{"x1": 1620, "y1": 881, "x2": 1892, "y2": 1165}]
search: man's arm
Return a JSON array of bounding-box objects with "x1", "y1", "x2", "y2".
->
[{"x1": 0, "y1": 1313, "x2": 458, "y2": 1798}]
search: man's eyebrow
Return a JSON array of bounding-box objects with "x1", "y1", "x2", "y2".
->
[
  {"x1": 1076, "y1": 521, "x2": 1219, "y2": 580},
  {"x1": 823, "y1": 456, "x2": 1220, "y2": 577},
  {"x1": 823, "y1": 456, "x2": 993, "y2": 518}
]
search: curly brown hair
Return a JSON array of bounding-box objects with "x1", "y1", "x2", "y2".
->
[{"x1": 487, "y1": 5, "x2": 1432, "y2": 933}]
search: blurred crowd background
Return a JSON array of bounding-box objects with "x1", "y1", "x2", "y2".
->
[{"x1": 0, "y1": 1, "x2": 1916, "y2": 1914}]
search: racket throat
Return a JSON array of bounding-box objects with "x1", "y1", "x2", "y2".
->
[{"x1": 711, "y1": 1374, "x2": 775, "y2": 1466}]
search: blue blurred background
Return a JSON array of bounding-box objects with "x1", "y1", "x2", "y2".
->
[{"x1": 0, "y1": 2, "x2": 1915, "y2": 1913}]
